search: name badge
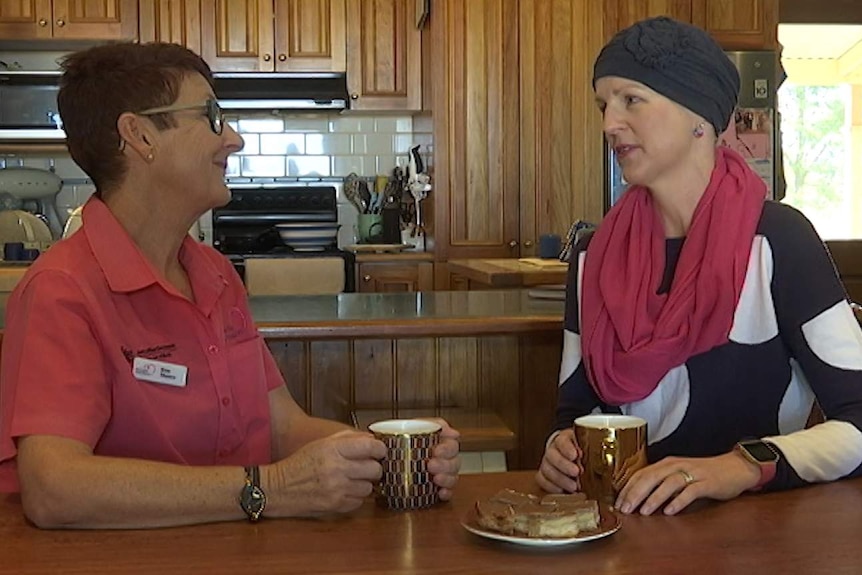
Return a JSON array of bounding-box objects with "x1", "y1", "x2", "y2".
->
[{"x1": 132, "y1": 357, "x2": 188, "y2": 387}]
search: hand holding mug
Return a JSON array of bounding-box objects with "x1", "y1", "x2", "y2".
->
[{"x1": 535, "y1": 428, "x2": 583, "y2": 494}]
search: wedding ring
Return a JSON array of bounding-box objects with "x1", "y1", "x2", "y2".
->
[{"x1": 678, "y1": 469, "x2": 695, "y2": 486}]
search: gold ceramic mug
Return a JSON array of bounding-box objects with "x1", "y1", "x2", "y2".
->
[
  {"x1": 574, "y1": 414, "x2": 648, "y2": 504},
  {"x1": 368, "y1": 419, "x2": 441, "y2": 510}
]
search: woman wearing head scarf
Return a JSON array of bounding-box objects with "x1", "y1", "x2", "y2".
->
[
  {"x1": 537, "y1": 17, "x2": 862, "y2": 515},
  {"x1": 0, "y1": 42, "x2": 460, "y2": 529}
]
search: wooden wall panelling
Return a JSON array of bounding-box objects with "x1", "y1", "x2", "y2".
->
[
  {"x1": 437, "y1": 336, "x2": 479, "y2": 409},
  {"x1": 307, "y1": 340, "x2": 352, "y2": 422},
  {"x1": 606, "y1": 0, "x2": 693, "y2": 37},
  {"x1": 478, "y1": 335, "x2": 522, "y2": 468},
  {"x1": 138, "y1": 0, "x2": 201, "y2": 52},
  {"x1": 430, "y1": 0, "x2": 520, "y2": 261},
  {"x1": 518, "y1": 330, "x2": 562, "y2": 470},
  {"x1": 520, "y1": 0, "x2": 606, "y2": 255},
  {"x1": 394, "y1": 338, "x2": 438, "y2": 408},
  {"x1": 268, "y1": 340, "x2": 310, "y2": 411},
  {"x1": 353, "y1": 339, "x2": 395, "y2": 408}
]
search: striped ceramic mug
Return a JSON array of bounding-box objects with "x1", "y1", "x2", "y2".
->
[{"x1": 368, "y1": 419, "x2": 442, "y2": 510}]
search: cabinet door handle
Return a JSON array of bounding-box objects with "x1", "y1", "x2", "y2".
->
[
  {"x1": 55, "y1": 19, "x2": 65, "y2": 27},
  {"x1": 523, "y1": 240, "x2": 533, "y2": 247},
  {"x1": 363, "y1": 275, "x2": 372, "y2": 282},
  {"x1": 278, "y1": 54, "x2": 287, "y2": 62},
  {"x1": 38, "y1": 18, "x2": 48, "y2": 27},
  {"x1": 263, "y1": 54, "x2": 272, "y2": 62},
  {"x1": 508, "y1": 240, "x2": 518, "y2": 248},
  {"x1": 350, "y1": 93, "x2": 359, "y2": 100}
]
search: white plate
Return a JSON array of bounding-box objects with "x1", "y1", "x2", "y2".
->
[{"x1": 461, "y1": 504, "x2": 621, "y2": 547}]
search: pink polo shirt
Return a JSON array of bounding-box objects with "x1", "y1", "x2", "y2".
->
[{"x1": 0, "y1": 197, "x2": 284, "y2": 492}]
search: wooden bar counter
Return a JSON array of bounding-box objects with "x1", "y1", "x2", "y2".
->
[
  {"x1": 447, "y1": 258, "x2": 568, "y2": 288},
  {"x1": 2, "y1": 471, "x2": 861, "y2": 574},
  {"x1": 254, "y1": 290, "x2": 565, "y2": 470}
]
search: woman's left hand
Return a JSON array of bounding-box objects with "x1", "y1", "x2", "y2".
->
[
  {"x1": 615, "y1": 451, "x2": 762, "y2": 515},
  {"x1": 423, "y1": 418, "x2": 461, "y2": 501}
]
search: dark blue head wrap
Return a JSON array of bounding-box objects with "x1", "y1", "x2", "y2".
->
[{"x1": 593, "y1": 17, "x2": 740, "y2": 134}]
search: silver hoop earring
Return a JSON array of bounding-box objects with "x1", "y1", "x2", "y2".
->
[{"x1": 693, "y1": 123, "x2": 706, "y2": 138}]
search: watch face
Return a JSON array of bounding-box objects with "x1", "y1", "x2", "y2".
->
[{"x1": 741, "y1": 441, "x2": 779, "y2": 463}]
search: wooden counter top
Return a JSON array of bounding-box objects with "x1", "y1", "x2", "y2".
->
[
  {"x1": 2, "y1": 471, "x2": 861, "y2": 574},
  {"x1": 447, "y1": 258, "x2": 568, "y2": 288}
]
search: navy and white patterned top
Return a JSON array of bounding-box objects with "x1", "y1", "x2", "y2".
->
[{"x1": 555, "y1": 201, "x2": 862, "y2": 490}]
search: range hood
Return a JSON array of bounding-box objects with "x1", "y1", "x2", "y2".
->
[{"x1": 213, "y1": 72, "x2": 349, "y2": 111}]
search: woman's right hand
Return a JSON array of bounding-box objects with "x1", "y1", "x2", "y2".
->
[
  {"x1": 264, "y1": 429, "x2": 387, "y2": 517},
  {"x1": 535, "y1": 429, "x2": 582, "y2": 493}
]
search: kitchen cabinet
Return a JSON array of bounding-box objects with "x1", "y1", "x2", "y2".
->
[
  {"x1": 138, "y1": 0, "x2": 201, "y2": 53},
  {"x1": 0, "y1": 0, "x2": 137, "y2": 40},
  {"x1": 199, "y1": 0, "x2": 346, "y2": 73},
  {"x1": 345, "y1": 0, "x2": 422, "y2": 111},
  {"x1": 605, "y1": 0, "x2": 778, "y2": 50},
  {"x1": 425, "y1": 0, "x2": 521, "y2": 263},
  {"x1": 356, "y1": 256, "x2": 434, "y2": 293},
  {"x1": 692, "y1": 0, "x2": 778, "y2": 50}
]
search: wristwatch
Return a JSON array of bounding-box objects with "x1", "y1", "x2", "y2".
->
[
  {"x1": 735, "y1": 440, "x2": 779, "y2": 491},
  {"x1": 239, "y1": 465, "x2": 266, "y2": 522}
]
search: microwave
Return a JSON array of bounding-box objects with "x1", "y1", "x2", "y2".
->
[{"x1": 0, "y1": 71, "x2": 65, "y2": 141}]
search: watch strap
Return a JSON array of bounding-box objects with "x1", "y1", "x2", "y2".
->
[
  {"x1": 239, "y1": 465, "x2": 266, "y2": 522},
  {"x1": 736, "y1": 441, "x2": 778, "y2": 491}
]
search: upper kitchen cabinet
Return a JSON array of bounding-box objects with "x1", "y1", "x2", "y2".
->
[
  {"x1": 0, "y1": 0, "x2": 137, "y2": 40},
  {"x1": 345, "y1": 0, "x2": 422, "y2": 111},
  {"x1": 138, "y1": 0, "x2": 201, "y2": 53},
  {"x1": 605, "y1": 0, "x2": 778, "y2": 50},
  {"x1": 425, "y1": 0, "x2": 520, "y2": 261},
  {"x1": 692, "y1": 0, "x2": 778, "y2": 50},
  {"x1": 199, "y1": 0, "x2": 346, "y2": 72}
]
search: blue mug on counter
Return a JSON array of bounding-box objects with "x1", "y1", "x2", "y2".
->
[
  {"x1": 538, "y1": 234, "x2": 562, "y2": 259},
  {"x1": 3, "y1": 242, "x2": 24, "y2": 261}
]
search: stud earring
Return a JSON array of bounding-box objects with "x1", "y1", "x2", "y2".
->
[
  {"x1": 693, "y1": 123, "x2": 706, "y2": 138},
  {"x1": 146, "y1": 152, "x2": 154, "y2": 162}
]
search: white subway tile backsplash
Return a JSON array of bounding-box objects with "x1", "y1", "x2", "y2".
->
[
  {"x1": 241, "y1": 156, "x2": 286, "y2": 178},
  {"x1": 237, "y1": 117, "x2": 285, "y2": 133},
  {"x1": 260, "y1": 133, "x2": 305, "y2": 155},
  {"x1": 393, "y1": 134, "x2": 414, "y2": 154},
  {"x1": 2, "y1": 113, "x2": 432, "y2": 218},
  {"x1": 329, "y1": 117, "x2": 374, "y2": 133},
  {"x1": 52, "y1": 157, "x2": 89, "y2": 180},
  {"x1": 305, "y1": 134, "x2": 351, "y2": 155},
  {"x1": 332, "y1": 156, "x2": 371, "y2": 176},
  {"x1": 236, "y1": 133, "x2": 260, "y2": 155},
  {"x1": 283, "y1": 116, "x2": 330, "y2": 132},
  {"x1": 286, "y1": 156, "x2": 330, "y2": 177},
  {"x1": 226, "y1": 156, "x2": 241, "y2": 178}
]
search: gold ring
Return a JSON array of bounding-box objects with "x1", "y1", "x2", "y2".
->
[{"x1": 678, "y1": 469, "x2": 695, "y2": 486}]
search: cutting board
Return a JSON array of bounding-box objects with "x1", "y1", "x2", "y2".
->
[{"x1": 518, "y1": 257, "x2": 568, "y2": 269}]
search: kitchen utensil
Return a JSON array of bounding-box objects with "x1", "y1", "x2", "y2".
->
[
  {"x1": 274, "y1": 222, "x2": 340, "y2": 251},
  {"x1": 0, "y1": 167, "x2": 64, "y2": 238},
  {"x1": 343, "y1": 173, "x2": 365, "y2": 213},
  {"x1": 358, "y1": 180, "x2": 372, "y2": 214},
  {"x1": 0, "y1": 209, "x2": 52, "y2": 259}
]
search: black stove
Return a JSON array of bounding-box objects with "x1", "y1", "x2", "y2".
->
[{"x1": 213, "y1": 185, "x2": 355, "y2": 292}]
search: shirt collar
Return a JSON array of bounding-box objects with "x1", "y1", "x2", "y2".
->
[{"x1": 83, "y1": 197, "x2": 226, "y2": 310}]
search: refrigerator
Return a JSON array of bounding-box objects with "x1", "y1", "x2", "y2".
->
[{"x1": 605, "y1": 50, "x2": 783, "y2": 210}]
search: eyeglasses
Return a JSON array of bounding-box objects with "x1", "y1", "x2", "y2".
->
[{"x1": 138, "y1": 98, "x2": 224, "y2": 135}]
